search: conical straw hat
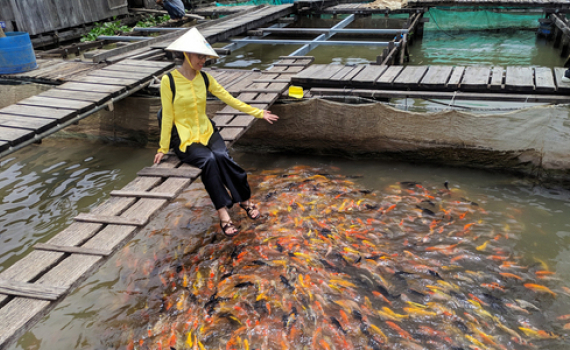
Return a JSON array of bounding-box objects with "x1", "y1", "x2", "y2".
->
[{"x1": 166, "y1": 28, "x2": 219, "y2": 58}]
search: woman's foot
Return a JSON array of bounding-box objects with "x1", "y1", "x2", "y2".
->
[
  {"x1": 218, "y1": 208, "x2": 239, "y2": 237},
  {"x1": 220, "y1": 219, "x2": 239, "y2": 237},
  {"x1": 240, "y1": 201, "x2": 260, "y2": 220}
]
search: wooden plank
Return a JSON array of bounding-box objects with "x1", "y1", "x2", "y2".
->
[
  {"x1": 376, "y1": 65, "x2": 404, "y2": 84},
  {"x1": 447, "y1": 66, "x2": 465, "y2": 89},
  {"x1": 490, "y1": 67, "x2": 504, "y2": 91},
  {"x1": 0, "y1": 140, "x2": 8, "y2": 152},
  {"x1": 0, "y1": 113, "x2": 57, "y2": 133},
  {"x1": 291, "y1": 64, "x2": 326, "y2": 83},
  {"x1": 310, "y1": 87, "x2": 570, "y2": 103},
  {"x1": 420, "y1": 65, "x2": 453, "y2": 88},
  {"x1": 0, "y1": 126, "x2": 35, "y2": 145},
  {"x1": 74, "y1": 214, "x2": 147, "y2": 226},
  {"x1": 87, "y1": 69, "x2": 154, "y2": 79},
  {"x1": 505, "y1": 66, "x2": 535, "y2": 92},
  {"x1": 554, "y1": 67, "x2": 570, "y2": 93},
  {"x1": 137, "y1": 167, "x2": 202, "y2": 178},
  {"x1": 0, "y1": 105, "x2": 75, "y2": 121},
  {"x1": 55, "y1": 82, "x2": 126, "y2": 94},
  {"x1": 101, "y1": 65, "x2": 169, "y2": 74},
  {"x1": 109, "y1": 190, "x2": 178, "y2": 199},
  {"x1": 212, "y1": 115, "x2": 234, "y2": 126},
  {"x1": 70, "y1": 76, "x2": 143, "y2": 87},
  {"x1": 329, "y1": 65, "x2": 359, "y2": 81},
  {"x1": 0, "y1": 280, "x2": 66, "y2": 301},
  {"x1": 392, "y1": 66, "x2": 428, "y2": 87},
  {"x1": 227, "y1": 115, "x2": 256, "y2": 127},
  {"x1": 17, "y1": 96, "x2": 94, "y2": 112},
  {"x1": 461, "y1": 66, "x2": 491, "y2": 90},
  {"x1": 351, "y1": 65, "x2": 388, "y2": 84},
  {"x1": 38, "y1": 90, "x2": 111, "y2": 104},
  {"x1": 220, "y1": 127, "x2": 244, "y2": 141},
  {"x1": 34, "y1": 243, "x2": 112, "y2": 257},
  {"x1": 535, "y1": 67, "x2": 556, "y2": 92}
]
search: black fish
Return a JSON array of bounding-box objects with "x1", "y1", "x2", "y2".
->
[
  {"x1": 421, "y1": 199, "x2": 436, "y2": 207},
  {"x1": 253, "y1": 300, "x2": 268, "y2": 314},
  {"x1": 408, "y1": 288, "x2": 426, "y2": 298},
  {"x1": 352, "y1": 309, "x2": 363, "y2": 322},
  {"x1": 365, "y1": 204, "x2": 379, "y2": 210},
  {"x1": 251, "y1": 260, "x2": 269, "y2": 266},
  {"x1": 204, "y1": 293, "x2": 228, "y2": 315},
  {"x1": 318, "y1": 228, "x2": 333, "y2": 237},
  {"x1": 355, "y1": 255, "x2": 362, "y2": 263},
  {"x1": 444, "y1": 181, "x2": 449, "y2": 190},
  {"x1": 454, "y1": 320, "x2": 470, "y2": 333},
  {"x1": 280, "y1": 275, "x2": 295, "y2": 292},
  {"x1": 231, "y1": 245, "x2": 245, "y2": 260},
  {"x1": 376, "y1": 284, "x2": 400, "y2": 300},
  {"x1": 275, "y1": 243, "x2": 284, "y2": 253},
  {"x1": 220, "y1": 270, "x2": 234, "y2": 281},
  {"x1": 399, "y1": 181, "x2": 420, "y2": 188},
  {"x1": 234, "y1": 282, "x2": 254, "y2": 289},
  {"x1": 359, "y1": 189, "x2": 373, "y2": 194},
  {"x1": 428, "y1": 269, "x2": 444, "y2": 280},
  {"x1": 176, "y1": 264, "x2": 183, "y2": 274},
  {"x1": 265, "y1": 191, "x2": 276, "y2": 200},
  {"x1": 330, "y1": 316, "x2": 347, "y2": 335},
  {"x1": 218, "y1": 312, "x2": 242, "y2": 326},
  {"x1": 416, "y1": 205, "x2": 436, "y2": 217}
]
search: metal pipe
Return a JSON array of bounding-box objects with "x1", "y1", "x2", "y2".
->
[
  {"x1": 0, "y1": 81, "x2": 151, "y2": 160},
  {"x1": 289, "y1": 14, "x2": 355, "y2": 57},
  {"x1": 230, "y1": 39, "x2": 399, "y2": 47},
  {"x1": 252, "y1": 28, "x2": 409, "y2": 35},
  {"x1": 132, "y1": 27, "x2": 186, "y2": 32},
  {"x1": 222, "y1": 22, "x2": 291, "y2": 52},
  {"x1": 97, "y1": 35, "x2": 151, "y2": 41}
]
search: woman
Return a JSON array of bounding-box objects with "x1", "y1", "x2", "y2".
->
[{"x1": 154, "y1": 28, "x2": 279, "y2": 237}]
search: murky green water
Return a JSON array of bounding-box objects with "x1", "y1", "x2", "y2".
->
[
  {"x1": 3, "y1": 141, "x2": 570, "y2": 350},
  {"x1": 212, "y1": 13, "x2": 564, "y2": 69},
  {"x1": 0, "y1": 139, "x2": 155, "y2": 273}
]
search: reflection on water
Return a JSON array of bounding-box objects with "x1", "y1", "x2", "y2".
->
[
  {"x1": 8, "y1": 150, "x2": 570, "y2": 350},
  {"x1": 0, "y1": 139, "x2": 155, "y2": 273}
]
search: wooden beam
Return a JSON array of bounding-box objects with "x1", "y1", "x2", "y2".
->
[
  {"x1": 310, "y1": 87, "x2": 570, "y2": 103},
  {"x1": 74, "y1": 214, "x2": 147, "y2": 226},
  {"x1": 109, "y1": 190, "x2": 178, "y2": 199},
  {"x1": 137, "y1": 167, "x2": 201, "y2": 178},
  {"x1": 34, "y1": 243, "x2": 112, "y2": 257},
  {"x1": 0, "y1": 280, "x2": 67, "y2": 301}
]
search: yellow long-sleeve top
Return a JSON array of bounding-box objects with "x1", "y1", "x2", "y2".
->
[{"x1": 158, "y1": 70, "x2": 264, "y2": 154}]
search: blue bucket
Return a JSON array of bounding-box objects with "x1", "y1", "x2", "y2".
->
[{"x1": 0, "y1": 32, "x2": 38, "y2": 74}]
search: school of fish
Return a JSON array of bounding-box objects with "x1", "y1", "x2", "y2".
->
[{"x1": 120, "y1": 166, "x2": 570, "y2": 350}]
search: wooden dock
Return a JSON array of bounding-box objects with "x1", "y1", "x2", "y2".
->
[
  {"x1": 0, "y1": 60, "x2": 173, "y2": 155},
  {"x1": 291, "y1": 64, "x2": 570, "y2": 102}
]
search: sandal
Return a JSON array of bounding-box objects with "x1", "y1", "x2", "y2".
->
[
  {"x1": 220, "y1": 220, "x2": 239, "y2": 238},
  {"x1": 240, "y1": 202, "x2": 260, "y2": 220}
]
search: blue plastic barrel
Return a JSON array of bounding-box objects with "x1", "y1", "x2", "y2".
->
[{"x1": 0, "y1": 32, "x2": 38, "y2": 74}]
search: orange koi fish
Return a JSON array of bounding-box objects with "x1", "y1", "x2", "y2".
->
[
  {"x1": 524, "y1": 283, "x2": 557, "y2": 297},
  {"x1": 385, "y1": 321, "x2": 413, "y2": 340}
]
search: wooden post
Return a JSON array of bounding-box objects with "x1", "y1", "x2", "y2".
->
[
  {"x1": 0, "y1": 27, "x2": 6, "y2": 38},
  {"x1": 387, "y1": 40, "x2": 395, "y2": 65},
  {"x1": 561, "y1": 35, "x2": 570, "y2": 59},
  {"x1": 399, "y1": 34, "x2": 407, "y2": 65},
  {"x1": 554, "y1": 26, "x2": 562, "y2": 48}
]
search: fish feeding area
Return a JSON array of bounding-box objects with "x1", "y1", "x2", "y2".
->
[{"x1": 51, "y1": 166, "x2": 569, "y2": 350}]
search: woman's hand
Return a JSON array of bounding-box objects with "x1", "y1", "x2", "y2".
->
[
  {"x1": 154, "y1": 152, "x2": 165, "y2": 164},
  {"x1": 263, "y1": 110, "x2": 279, "y2": 124}
]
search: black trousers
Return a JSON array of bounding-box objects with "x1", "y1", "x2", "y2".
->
[{"x1": 174, "y1": 131, "x2": 251, "y2": 210}]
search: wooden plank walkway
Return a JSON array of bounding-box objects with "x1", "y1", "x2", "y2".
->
[
  {"x1": 291, "y1": 64, "x2": 570, "y2": 97},
  {"x1": 191, "y1": 5, "x2": 258, "y2": 16},
  {"x1": 0, "y1": 59, "x2": 102, "y2": 85},
  {"x1": 0, "y1": 60, "x2": 174, "y2": 154}
]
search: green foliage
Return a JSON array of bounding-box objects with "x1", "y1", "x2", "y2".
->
[
  {"x1": 80, "y1": 15, "x2": 170, "y2": 42},
  {"x1": 135, "y1": 15, "x2": 171, "y2": 28}
]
